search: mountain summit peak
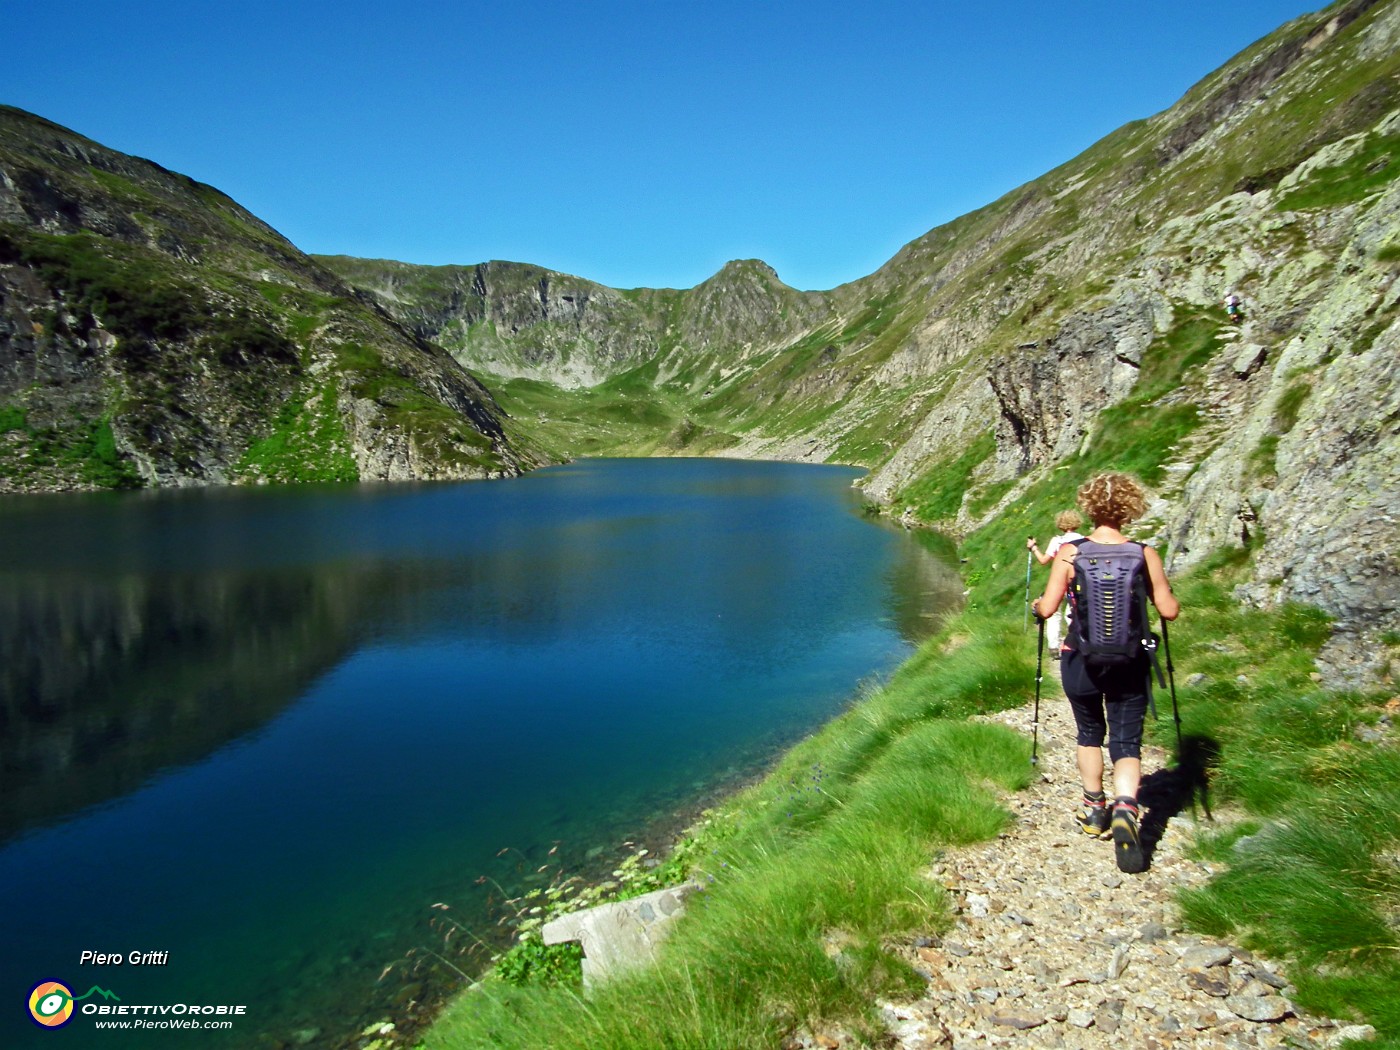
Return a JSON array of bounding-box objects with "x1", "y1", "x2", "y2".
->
[{"x1": 709, "y1": 258, "x2": 782, "y2": 284}]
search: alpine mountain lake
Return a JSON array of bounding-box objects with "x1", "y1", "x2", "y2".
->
[{"x1": 1, "y1": 458, "x2": 961, "y2": 1048}]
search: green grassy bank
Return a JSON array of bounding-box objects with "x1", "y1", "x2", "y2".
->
[{"x1": 415, "y1": 535, "x2": 1400, "y2": 1049}]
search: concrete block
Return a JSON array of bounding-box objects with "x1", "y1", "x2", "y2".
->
[{"x1": 541, "y1": 881, "x2": 702, "y2": 987}]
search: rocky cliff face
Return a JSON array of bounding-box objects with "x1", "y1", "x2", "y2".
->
[
  {"x1": 0, "y1": 107, "x2": 537, "y2": 490},
  {"x1": 317, "y1": 255, "x2": 676, "y2": 388}
]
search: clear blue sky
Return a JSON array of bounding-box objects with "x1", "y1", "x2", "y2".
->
[{"x1": 3, "y1": 1, "x2": 1324, "y2": 291}]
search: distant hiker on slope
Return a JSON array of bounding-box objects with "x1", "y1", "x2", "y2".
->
[
  {"x1": 1027, "y1": 510, "x2": 1084, "y2": 658},
  {"x1": 1224, "y1": 293, "x2": 1243, "y2": 324},
  {"x1": 1034, "y1": 473, "x2": 1179, "y2": 874}
]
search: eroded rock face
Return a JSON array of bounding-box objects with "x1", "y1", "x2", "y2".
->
[
  {"x1": 985, "y1": 297, "x2": 1166, "y2": 479},
  {"x1": 1158, "y1": 183, "x2": 1400, "y2": 680}
]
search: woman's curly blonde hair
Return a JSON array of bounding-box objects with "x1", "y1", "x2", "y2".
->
[
  {"x1": 1077, "y1": 472, "x2": 1148, "y2": 527},
  {"x1": 1054, "y1": 509, "x2": 1083, "y2": 533}
]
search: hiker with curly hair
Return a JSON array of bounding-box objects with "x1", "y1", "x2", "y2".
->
[{"x1": 1034, "y1": 473, "x2": 1179, "y2": 873}]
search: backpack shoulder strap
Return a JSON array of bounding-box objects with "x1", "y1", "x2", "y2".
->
[{"x1": 1135, "y1": 541, "x2": 1157, "y2": 600}]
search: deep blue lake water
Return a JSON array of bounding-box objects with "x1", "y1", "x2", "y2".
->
[{"x1": 0, "y1": 458, "x2": 960, "y2": 1048}]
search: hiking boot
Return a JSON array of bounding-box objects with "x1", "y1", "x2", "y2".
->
[
  {"x1": 1112, "y1": 805, "x2": 1146, "y2": 873},
  {"x1": 1075, "y1": 803, "x2": 1111, "y2": 838}
]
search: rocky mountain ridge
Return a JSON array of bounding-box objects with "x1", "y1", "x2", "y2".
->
[{"x1": 316, "y1": 254, "x2": 836, "y2": 394}]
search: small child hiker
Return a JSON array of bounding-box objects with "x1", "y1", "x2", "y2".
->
[{"x1": 1027, "y1": 510, "x2": 1084, "y2": 658}]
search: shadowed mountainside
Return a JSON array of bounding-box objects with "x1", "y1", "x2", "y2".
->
[{"x1": 0, "y1": 107, "x2": 542, "y2": 490}]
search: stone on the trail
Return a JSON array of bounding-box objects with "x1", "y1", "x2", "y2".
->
[
  {"x1": 1109, "y1": 943, "x2": 1130, "y2": 979},
  {"x1": 886, "y1": 1021, "x2": 946, "y2": 1050},
  {"x1": 1193, "y1": 1008, "x2": 1229, "y2": 1030},
  {"x1": 989, "y1": 1011, "x2": 1045, "y2": 1030},
  {"x1": 1227, "y1": 994, "x2": 1291, "y2": 1022},
  {"x1": 541, "y1": 881, "x2": 701, "y2": 987},
  {"x1": 1182, "y1": 945, "x2": 1235, "y2": 969},
  {"x1": 1025, "y1": 958, "x2": 1055, "y2": 980},
  {"x1": 1067, "y1": 1008, "x2": 1095, "y2": 1028},
  {"x1": 1138, "y1": 920, "x2": 1169, "y2": 942},
  {"x1": 1095, "y1": 999, "x2": 1127, "y2": 1033},
  {"x1": 1186, "y1": 970, "x2": 1231, "y2": 997}
]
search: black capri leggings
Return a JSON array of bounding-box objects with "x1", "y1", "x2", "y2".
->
[{"x1": 1059, "y1": 648, "x2": 1151, "y2": 763}]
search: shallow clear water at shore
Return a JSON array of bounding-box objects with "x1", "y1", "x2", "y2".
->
[{"x1": 1, "y1": 458, "x2": 959, "y2": 1048}]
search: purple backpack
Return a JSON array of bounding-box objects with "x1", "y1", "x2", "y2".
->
[{"x1": 1068, "y1": 540, "x2": 1160, "y2": 670}]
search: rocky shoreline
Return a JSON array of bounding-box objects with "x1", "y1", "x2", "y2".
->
[{"x1": 798, "y1": 699, "x2": 1376, "y2": 1050}]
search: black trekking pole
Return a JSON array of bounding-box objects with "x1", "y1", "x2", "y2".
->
[
  {"x1": 1162, "y1": 617, "x2": 1182, "y2": 756},
  {"x1": 1031, "y1": 614, "x2": 1045, "y2": 765}
]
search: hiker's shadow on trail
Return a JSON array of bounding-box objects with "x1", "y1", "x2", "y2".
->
[{"x1": 1136, "y1": 734, "x2": 1222, "y2": 869}]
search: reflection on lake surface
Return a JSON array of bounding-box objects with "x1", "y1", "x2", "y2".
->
[{"x1": 0, "y1": 458, "x2": 959, "y2": 1048}]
